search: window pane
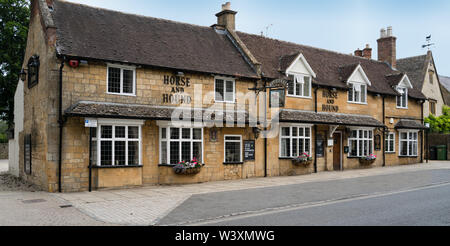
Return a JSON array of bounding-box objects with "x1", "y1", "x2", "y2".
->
[
  {"x1": 128, "y1": 141, "x2": 139, "y2": 165},
  {"x1": 181, "y1": 142, "x2": 191, "y2": 162},
  {"x1": 401, "y1": 141, "x2": 408, "y2": 156},
  {"x1": 288, "y1": 79, "x2": 294, "y2": 95},
  {"x1": 225, "y1": 136, "x2": 241, "y2": 141},
  {"x1": 122, "y1": 69, "x2": 134, "y2": 94},
  {"x1": 108, "y1": 67, "x2": 121, "y2": 93},
  {"x1": 305, "y1": 128, "x2": 310, "y2": 137},
  {"x1": 170, "y1": 142, "x2": 180, "y2": 164},
  {"x1": 193, "y1": 129, "x2": 202, "y2": 140},
  {"x1": 281, "y1": 127, "x2": 290, "y2": 137},
  {"x1": 299, "y1": 127, "x2": 304, "y2": 137},
  {"x1": 225, "y1": 142, "x2": 241, "y2": 162},
  {"x1": 350, "y1": 140, "x2": 357, "y2": 156},
  {"x1": 355, "y1": 90, "x2": 361, "y2": 103},
  {"x1": 389, "y1": 140, "x2": 394, "y2": 152},
  {"x1": 171, "y1": 128, "x2": 180, "y2": 139},
  {"x1": 161, "y1": 141, "x2": 167, "y2": 164},
  {"x1": 281, "y1": 138, "x2": 290, "y2": 157},
  {"x1": 114, "y1": 141, "x2": 126, "y2": 166},
  {"x1": 296, "y1": 82, "x2": 302, "y2": 96},
  {"x1": 292, "y1": 127, "x2": 298, "y2": 137},
  {"x1": 193, "y1": 142, "x2": 202, "y2": 163},
  {"x1": 115, "y1": 126, "x2": 126, "y2": 138},
  {"x1": 128, "y1": 126, "x2": 139, "y2": 139},
  {"x1": 215, "y1": 79, "x2": 224, "y2": 101},
  {"x1": 292, "y1": 138, "x2": 298, "y2": 157},
  {"x1": 348, "y1": 84, "x2": 354, "y2": 102},
  {"x1": 92, "y1": 140, "x2": 97, "y2": 165},
  {"x1": 305, "y1": 139, "x2": 310, "y2": 155},
  {"x1": 182, "y1": 128, "x2": 191, "y2": 139},
  {"x1": 161, "y1": 128, "x2": 167, "y2": 139},
  {"x1": 303, "y1": 76, "x2": 310, "y2": 97},
  {"x1": 361, "y1": 85, "x2": 366, "y2": 102},
  {"x1": 225, "y1": 81, "x2": 234, "y2": 102},
  {"x1": 299, "y1": 138, "x2": 304, "y2": 155},
  {"x1": 101, "y1": 126, "x2": 113, "y2": 139},
  {"x1": 100, "y1": 141, "x2": 113, "y2": 166}
]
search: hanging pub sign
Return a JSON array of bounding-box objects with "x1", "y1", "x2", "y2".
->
[
  {"x1": 244, "y1": 140, "x2": 256, "y2": 161},
  {"x1": 24, "y1": 134, "x2": 32, "y2": 175},
  {"x1": 269, "y1": 88, "x2": 286, "y2": 108},
  {"x1": 162, "y1": 75, "x2": 192, "y2": 104}
]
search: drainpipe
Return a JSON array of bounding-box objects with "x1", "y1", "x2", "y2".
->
[
  {"x1": 58, "y1": 58, "x2": 65, "y2": 193},
  {"x1": 263, "y1": 78, "x2": 268, "y2": 177},
  {"x1": 382, "y1": 95, "x2": 386, "y2": 167},
  {"x1": 421, "y1": 100, "x2": 424, "y2": 163},
  {"x1": 314, "y1": 86, "x2": 319, "y2": 173}
]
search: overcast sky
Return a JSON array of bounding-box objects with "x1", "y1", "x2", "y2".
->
[{"x1": 65, "y1": 0, "x2": 450, "y2": 76}]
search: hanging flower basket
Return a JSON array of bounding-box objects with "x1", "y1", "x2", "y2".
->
[
  {"x1": 359, "y1": 154, "x2": 377, "y2": 165},
  {"x1": 173, "y1": 158, "x2": 203, "y2": 175},
  {"x1": 292, "y1": 153, "x2": 313, "y2": 166}
]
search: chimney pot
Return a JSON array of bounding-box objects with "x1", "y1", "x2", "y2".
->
[
  {"x1": 354, "y1": 49, "x2": 363, "y2": 57},
  {"x1": 363, "y1": 44, "x2": 372, "y2": 59},
  {"x1": 380, "y1": 28, "x2": 386, "y2": 38},
  {"x1": 216, "y1": 2, "x2": 237, "y2": 31},
  {"x1": 222, "y1": 2, "x2": 231, "y2": 11},
  {"x1": 387, "y1": 26, "x2": 393, "y2": 37}
]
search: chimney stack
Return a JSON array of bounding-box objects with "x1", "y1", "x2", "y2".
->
[
  {"x1": 354, "y1": 49, "x2": 363, "y2": 57},
  {"x1": 363, "y1": 44, "x2": 372, "y2": 59},
  {"x1": 216, "y1": 2, "x2": 237, "y2": 31},
  {"x1": 377, "y1": 26, "x2": 397, "y2": 68}
]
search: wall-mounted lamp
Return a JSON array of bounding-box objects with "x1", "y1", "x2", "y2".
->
[
  {"x1": 19, "y1": 68, "x2": 27, "y2": 81},
  {"x1": 253, "y1": 127, "x2": 261, "y2": 139},
  {"x1": 176, "y1": 71, "x2": 185, "y2": 76}
]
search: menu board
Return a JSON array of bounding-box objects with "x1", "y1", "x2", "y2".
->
[{"x1": 244, "y1": 140, "x2": 255, "y2": 161}]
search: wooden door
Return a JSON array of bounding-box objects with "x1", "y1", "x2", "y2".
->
[{"x1": 333, "y1": 132, "x2": 342, "y2": 171}]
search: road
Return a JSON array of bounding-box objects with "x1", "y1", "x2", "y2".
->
[{"x1": 157, "y1": 168, "x2": 450, "y2": 226}]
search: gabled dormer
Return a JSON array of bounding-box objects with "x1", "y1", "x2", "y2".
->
[
  {"x1": 386, "y1": 73, "x2": 413, "y2": 109},
  {"x1": 341, "y1": 64, "x2": 372, "y2": 104},
  {"x1": 282, "y1": 53, "x2": 316, "y2": 98}
]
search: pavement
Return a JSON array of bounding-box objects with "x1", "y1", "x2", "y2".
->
[{"x1": 51, "y1": 161, "x2": 450, "y2": 226}]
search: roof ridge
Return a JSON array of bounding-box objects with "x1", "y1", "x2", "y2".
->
[
  {"x1": 237, "y1": 31, "x2": 392, "y2": 67},
  {"x1": 397, "y1": 54, "x2": 428, "y2": 61},
  {"x1": 56, "y1": 0, "x2": 214, "y2": 31}
]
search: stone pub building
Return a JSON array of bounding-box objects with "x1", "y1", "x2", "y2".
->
[{"x1": 10, "y1": 0, "x2": 428, "y2": 192}]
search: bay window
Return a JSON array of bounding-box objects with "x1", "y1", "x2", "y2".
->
[
  {"x1": 399, "y1": 131, "x2": 418, "y2": 157},
  {"x1": 288, "y1": 74, "x2": 311, "y2": 98},
  {"x1": 348, "y1": 83, "x2": 367, "y2": 104},
  {"x1": 348, "y1": 129, "x2": 373, "y2": 157},
  {"x1": 280, "y1": 126, "x2": 312, "y2": 158},
  {"x1": 160, "y1": 127, "x2": 203, "y2": 164},
  {"x1": 94, "y1": 123, "x2": 142, "y2": 166}
]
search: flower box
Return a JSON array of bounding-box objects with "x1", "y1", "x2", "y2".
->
[
  {"x1": 292, "y1": 153, "x2": 313, "y2": 166},
  {"x1": 359, "y1": 154, "x2": 377, "y2": 165},
  {"x1": 173, "y1": 158, "x2": 203, "y2": 175}
]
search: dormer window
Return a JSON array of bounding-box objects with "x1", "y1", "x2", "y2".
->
[
  {"x1": 348, "y1": 83, "x2": 367, "y2": 104},
  {"x1": 396, "y1": 86, "x2": 408, "y2": 109},
  {"x1": 287, "y1": 74, "x2": 311, "y2": 98}
]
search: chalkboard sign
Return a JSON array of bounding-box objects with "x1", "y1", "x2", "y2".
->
[
  {"x1": 244, "y1": 140, "x2": 255, "y2": 161},
  {"x1": 24, "y1": 134, "x2": 32, "y2": 175}
]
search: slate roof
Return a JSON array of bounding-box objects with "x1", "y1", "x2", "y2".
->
[
  {"x1": 237, "y1": 32, "x2": 426, "y2": 100},
  {"x1": 397, "y1": 54, "x2": 428, "y2": 91},
  {"x1": 395, "y1": 120, "x2": 427, "y2": 130},
  {"x1": 278, "y1": 110, "x2": 385, "y2": 128},
  {"x1": 51, "y1": 0, "x2": 258, "y2": 79},
  {"x1": 439, "y1": 76, "x2": 450, "y2": 105},
  {"x1": 65, "y1": 101, "x2": 251, "y2": 123}
]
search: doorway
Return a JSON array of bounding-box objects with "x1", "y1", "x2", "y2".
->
[{"x1": 333, "y1": 132, "x2": 342, "y2": 171}]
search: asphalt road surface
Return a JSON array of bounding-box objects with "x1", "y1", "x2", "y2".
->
[{"x1": 157, "y1": 169, "x2": 450, "y2": 226}]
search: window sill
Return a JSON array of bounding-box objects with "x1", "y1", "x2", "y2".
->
[
  {"x1": 287, "y1": 95, "x2": 312, "y2": 99},
  {"x1": 396, "y1": 107, "x2": 408, "y2": 110},
  {"x1": 107, "y1": 92, "x2": 137, "y2": 97},
  {"x1": 223, "y1": 162, "x2": 244, "y2": 165},
  {"x1": 92, "y1": 165, "x2": 143, "y2": 169},
  {"x1": 158, "y1": 164, "x2": 206, "y2": 167},
  {"x1": 347, "y1": 101, "x2": 368, "y2": 105},
  {"x1": 279, "y1": 157, "x2": 294, "y2": 160},
  {"x1": 385, "y1": 152, "x2": 396, "y2": 154},
  {"x1": 398, "y1": 156, "x2": 419, "y2": 158}
]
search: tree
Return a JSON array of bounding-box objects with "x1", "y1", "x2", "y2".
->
[
  {"x1": 0, "y1": 0, "x2": 29, "y2": 127},
  {"x1": 425, "y1": 105, "x2": 450, "y2": 134}
]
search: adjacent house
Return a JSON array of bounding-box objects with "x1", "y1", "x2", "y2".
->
[
  {"x1": 10, "y1": 0, "x2": 429, "y2": 192},
  {"x1": 397, "y1": 51, "x2": 446, "y2": 117},
  {"x1": 438, "y1": 76, "x2": 450, "y2": 106}
]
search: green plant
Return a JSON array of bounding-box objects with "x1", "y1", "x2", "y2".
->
[{"x1": 425, "y1": 105, "x2": 450, "y2": 134}]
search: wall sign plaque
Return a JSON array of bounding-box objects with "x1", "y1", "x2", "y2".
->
[
  {"x1": 322, "y1": 90, "x2": 339, "y2": 113},
  {"x1": 244, "y1": 140, "x2": 256, "y2": 161},
  {"x1": 269, "y1": 89, "x2": 286, "y2": 108},
  {"x1": 24, "y1": 134, "x2": 32, "y2": 175},
  {"x1": 162, "y1": 75, "x2": 192, "y2": 104},
  {"x1": 375, "y1": 134, "x2": 381, "y2": 151}
]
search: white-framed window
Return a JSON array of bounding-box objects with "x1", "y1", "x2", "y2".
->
[
  {"x1": 93, "y1": 123, "x2": 142, "y2": 166},
  {"x1": 396, "y1": 87, "x2": 408, "y2": 109},
  {"x1": 348, "y1": 129, "x2": 373, "y2": 157},
  {"x1": 348, "y1": 83, "x2": 367, "y2": 104},
  {"x1": 399, "y1": 131, "x2": 418, "y2": 157},
  {"x1": 287, "y1": 74, "x2": 311, "y2": 98},
  {"x1": 385, "y1": 132, "x2": 395, "y2": 153},
  {"x1": 215, "y1": 77, "x2": 235, "y2": 103},
  {"x1": 279, "y1": 125, "x2": 312, "y2": 158},
  {"x1": 224, "y1": 135, "x2": 242, "y2": 163},
  {"x1": 160, "y1": 127, "x2": 203, "y2": 165},
  {"x1": 107, "y1": 64, "x2": 136, "y2": 96}
]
